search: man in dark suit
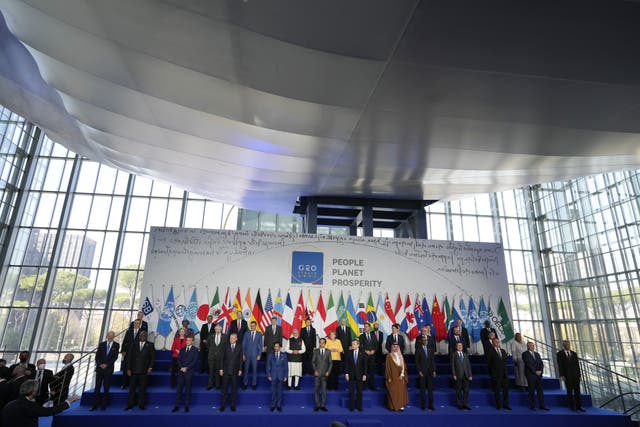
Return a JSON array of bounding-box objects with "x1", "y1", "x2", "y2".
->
[
  {"x1": 121, "y1": 319, "x2": 142, "y2": 389},
  {"x1": 8, "y1": 351, "x2": 36, "y2": 379},
  {"x1": 449, "y1": 319, "x2": 471, "y2": 349},
  {"x1": 228, "y1": 311, "x2": 248, "y2": 341},
  {"x1": 242, "y1": 321, "x2": 263, "y2": 390},
  {"x1": 486, "y1": 337, "x2": 510, "y2": 410},
  {"x1": 129, "y1": 311, "x2": 148, "y2": 332},
  {"x1": 312, "y1": 338, "x2": 332, "y2": 412},
  {"x1": 345, "y1": 340, "x2": 367, "y2": 412},
  {"x1": 372, "y1": 322, "x2": 384, "y2": 375},
  {"x1": 415, "y1": 334, "x2": 436, "y2": 410},
  {"x1": 34, "y1": 359, "x2": 54, "y2": 405},
  {"x1": 385, "y1": 324, "x2": 405, "y2": 354},
  {"x1": 49, "y1": 354, "x2": 74, "y2": 406},
  {"x1": 448, "y1": 327, "x2": 469, "y2": 354},
  {"x1": 173, "y1": 336, "x2": 198, "y2": 412},
  {"x1": 199, "y1": 315, "x2": 215, "y2": 373},
  {"x1": 263, "y1": 316, "x2": 283, "y2": 355},
  {"x1": 451, "y1": 341, "x2": 472, "y2": 410},
  {"x1": 480, "y1": 320, "x2": 497, "y2": 355},
  {"x1": 522, "y1": 341, "x2": 548, "y2": 411},
  {"x1": 336, "y1": 318, "x2": 352, "y2": 356},
  {"x1": 6, "y1": 366, "x2": 29, "y2": 403},
  {"x1": 301, "y1": 318, "x2": 317, "y2": 375},
  {"x1": 0, "y1": 359, "x2": 10, "y2": 381},
  {"x1": 207, "y1": 324, "x2": 227, "y2": 390},
  {"x1": 125, "y1": 331, "x2": 155, "y2": 410},
  {"x1": 359, "y1": 323, "x2": 377, "y2": 390},
  {"x1": 1, "y1": 380, "x2": 78, "y2": 427},
  {"x1": 267, "y1": 342, "x2": 288, "y2": 412},
  {"x1": 557, "y1": 340, "x2": 584, "y2": 412},
  {"x1": 219, "y1": 332, "x2": 243, "y2": 412},
  {"x1": 91, "y1": 331, "x2": 119, "y2": 410}
]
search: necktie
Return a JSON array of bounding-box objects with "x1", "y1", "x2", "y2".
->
[
  {"x1": 456, "y1": 335, "x2": 459, "y2": 342},
  {"x1": 496, "y1": 347, "x2": 501, "y2": 357},
  {"x1": 354, "y1": 351, "x2": 358, "y2": 363},
  {"x1": 273, "y1": 326, "x2": 276, "y2": 334},
  {"x1": 375, "y1": 331, "x2": 379, "y2": 340},
  {"x1": 232, "y1": 344, "x2": 235, "y2": 351},
  {"x1": 252, "y1": 331, "x2": 255, "y2": 341},
  {"x1": 216, "y1": 335, "x2": 220, "y2": 345},
  {"x1": 276, "y1": 352, "x2": 279, "y2": 360},
  {"x1": 307, "y1": 327, "x2": 310, "y2": 333},
  {"x1": 140, "y1": 342, "x2": 144, "y2": 351},
  {"x1": 394, "y1": 334, "x2": 398, "y2": 342},
  {"x1": 566, "y1": 351, "x2": 570, "y2": 358},
  {"x1": 458, "y1": 352, "x2": 463, "y2": 360},
  {"x1": 134, "y1": 329, "x2": 138, "y2": 337},
  {"x1": 321, "y1": 349, "x2": 324, "y2": 357},
  {"x1": 423, "y1": 345, "x2": 428, "y2": 355},
  {"x1": 187, "y1": 346, "x2": 191, "y2": 352},
  {"x1": 106, "y1": 342, "x2": 111, "y2": 355},
  {"x1": 366, "y1": 332, "x2": 370, "y2": 341}
]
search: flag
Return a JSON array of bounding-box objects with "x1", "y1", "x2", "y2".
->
[
  {"x1": 383, "y1": 293, "x2": 398, "y2": 326},
  {"x1": 366, "y1": 293, "x2": 377, "y2": 325},
  {"x1": 141, "y1": 297, "x2": 154, "y2": 316},
  {"x1": 244, "y1": 288, "x2": 252, "y2": 312},
  {"x1": 443, "y1": 296, "x2": 452, "y2": 330},
  {"x1": 395, "y1": 293, "x2": 406, "y2": 328},
  {"x1": 468, "y1": 297, "x2": 481, "y2": 342},
  {"x1": 261, "y1": 290, "x2": 274, "y2": 332},
  {"x1": 401, "y1": 294, "x2": 419, "y2": 340},
  {"x1": 273, "y1": 289, "x2": 284, "y2": 326},
  {"x1": 345, "y1": 293, "x2": 360, "y2": 339},
  {"x1": 317, "y1": 291, "x2": 327, "y2": 323},
  {"x1": 282, "y1": 292, "x2": 294, "y2": 339},
  {"x1": 185, "y1": 288, "x2": 199, "y2": 333},
  {"x1": 210, "y1": 287, "x2": 220, "y2": 310},
  {"x1": 336, "y1": 292, "x2": 346, "y2": 321},
  {"x1": 431, "y1": 295, "x2": 446, "y2": 341},
  {"x1": 213, "y1": 287, "x2": 232, "y2": 332},
  {"x1": 315, "y1": 291, "x2": 326, "y2": 334},
  {"x1": 413, "y1": 295, "x2": 424, "y2": 328},
  {"x1": 394, "y1": 293, "x2": 403, "y2": 316},
  {"x1": 324, "y1": 291, "x2": 338, "y2": 336},
  {"x1": 497, "y1": 297, "x2": 515, "y2": 342},
  {"x1": 479, "y1": 296, "x2": 489, "y2": 325},
  {"x1": 293, "y1": 292, "x2": 305, "y2": 333},
  {"x1": 356, "y1": 295, "x2": 367, "y2": 325},
  {"x1": 251, "y1": 289, "x2": 265, "y2": 333},
  {"x1": 306, "y1": 289, "x2": 315, "y2": 321},
  {"x1": 422, "y1": 297, "x2": 433, "y2": 329},
  {"x1": 232, "y1": 288, "x2": 242, "y2": 318},
  {"x1": 156, "y1": 287, "x2": 175, "y2": 337},
  {"x1": 450, "y1": 305, "x2": 461, "y2": 329},
  {"x1": 376, "y1": 293, "x2": 392, "y2": 335},
  {"x1": 459, "y1": 297, "x2": 468, "y2": 327}
]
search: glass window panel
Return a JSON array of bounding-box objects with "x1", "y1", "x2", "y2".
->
[
  {"x1": 67, "y1": 195, "x2": 92, "y2": 229},
  {"x1": 203, "y1": 202, "x2": 223, "y2": 229},
  {"x1": 120, "y1": 233, "x2": 144, "y2": 268},
  {"x1": 147, "y1": 198, "x2": 168, "y2": 228},
  {"x1": 75, "y1": 161, "x2": 99, "y2": 193},
  {"x1": 428, "y1": 214, "x2": 447, "y2": 240},
  {"x1": 126, "y1": 198, "x2": 149, "y2": 231},
  {"x1": 132, "y1": 176, "x2": 153, "y2": 196},
  {"x1": 107, "y1": 197, "x2": 125, "y2": 230},
  {"x1": 87, "y1": 196, "x2": 112, "y2": 229},
  {"x1": 478, "y1": 217, "x2": 495, "y2": 242},
  {"x1": 166, "y1": 199, "x2": 183, "y2": 227},
  {"x1": 32, "y1": 193, "x2": 58, "y2": 227},
  {"x1": 151, "y1": 180, "x2": 171, "y2": 197},
  {"x1": 40, "y1": 309, "x2": 69, "y2": 351},
  {"x1": 99, "y1": 232, "x2": 119, "y2": 268},
  {"x1": 94, "y1": 165, "x2": 117, "y2": 194},
  {"x1": 184, "y1": 200, "x2": 204, "y2": 228}
]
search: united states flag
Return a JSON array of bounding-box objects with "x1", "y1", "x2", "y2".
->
[{"x1": 261, "y1": 290, "x2": 274, "y2": 332}]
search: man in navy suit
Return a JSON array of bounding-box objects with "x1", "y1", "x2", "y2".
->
[
  {"x1": 385, "y1": 324, "x2": 405, "y2": 354},
  {"x1": 219, "y1": 333, "x2": 243, "y2": 412},
  {"x1": 228, "y1": 311, "x2": 248, "y2": 341},
  {"x1": 415, "y1": 334, "x2": 436, "y2": 410},
  {"x1": 125, "y1": 331, "x2": 155, "y2": 410},
  {"x1": 34, "y1": 358, "x2": 54, "y2": 405},
  {"x1": 91, "y1": 331, "x2": 120, "y2": 410},
  {"x1": 557, "y1": 340, "x2": 584, "y2": 412},
  {"x1": 267, "y1": 342, "x2": 288, "y2": 412},
  {"x1": 242, "y1": 321, "x2": 263, "y2": 390},
  {"x1": 486, "y1": 337, "x2": 510, "y2": 410},
  {"x1": 345, "y1": 339, "x2": 367, "y2": 412},
  {"x1": 522, "y1": 341, "x2": 549, "y2": 411},
  {"x1": 172, "y1": 336, "x2": 198, "y2": 412}
]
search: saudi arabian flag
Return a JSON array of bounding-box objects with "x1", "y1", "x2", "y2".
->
[
  {"x1": 498, "y1": 297, "x2": 515, "y2": 342},
  {"x1": 337, "y1": 292, "x2": 346, "y2": 321},
  {"x1": 443, "y1": 296, "x2": 452, "y2": 330}
]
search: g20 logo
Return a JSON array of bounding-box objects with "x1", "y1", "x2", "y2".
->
[{"x1": 291, "y1": 251, "x2": 323, "y2": 285}]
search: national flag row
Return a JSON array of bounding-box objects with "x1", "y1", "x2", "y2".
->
[{"x1": 150, "y1": 287, "x2": 515, "y2": 344}]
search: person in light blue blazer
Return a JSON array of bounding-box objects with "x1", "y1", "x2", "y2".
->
[
  {"x1": 267, "y1": 342, "x2": 288, "y2": 411},
  {"x1": 242, "y1": 321, "x2": 264, "y2": 390}
]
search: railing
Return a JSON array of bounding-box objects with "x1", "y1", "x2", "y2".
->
[{"x1": 524, "y1": 335, "x2": 639, "y2": 421}]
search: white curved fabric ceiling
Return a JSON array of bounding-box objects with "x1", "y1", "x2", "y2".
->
[{"x1": 1, "y1": 0, "x2": 640, "y2": 213}]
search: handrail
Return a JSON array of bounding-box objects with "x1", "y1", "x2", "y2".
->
[
  {"x1": 599, "y1": 392, "x2": 640, "y2": 409},
  {"x1": 524, "y1": 335, "x2": 637, "y2": 383}
]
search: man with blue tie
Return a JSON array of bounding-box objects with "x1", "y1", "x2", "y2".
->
[
  {"x1": 267, "y1": 342, "x2": 288, "y2": 412},
  {"x1": 172, "y1": 336, "x2": 198, "y2": 413},
  {"x1": 415, "y1": 334, "x2": 436, "y2": 410},
  {"x1": 522, "y1": 341, "x2": 549, "y2": 411},
  {"x1": 242, "y1": 321, "x2": 263, "y2": 390},
  {"x1": 451, "y1": 341, "x2": 472, "y2": 410},
  {"x1": 345, "y1": 340, "x2": 367, "y2": 412},
  {"x1": 91, "y1": 331, "x2": 119, "y2": 410}
]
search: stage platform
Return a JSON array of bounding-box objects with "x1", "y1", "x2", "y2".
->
[{"x1": 51, "y1": 351, "x2": 632, "y2": 427}]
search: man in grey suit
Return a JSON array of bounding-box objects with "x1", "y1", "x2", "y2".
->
[
  {"x1": 263, "y1": 316, "x2": 282, "y2": 354},
  {"x1": 312, "y1": 338, "x2": 332, "y2": 412},
  {"x1": 207, "y1": 324, "x2": 227, "y2": 390},
  {"x1": 451, "y1": 341, "x2": 472, "y2": 410}
]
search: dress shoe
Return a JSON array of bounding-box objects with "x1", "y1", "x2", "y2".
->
[
  {"x1": 314, "y1": 407, "x2": 319, "y2": 412},
  {"x1": 421, "y1": 405, "x2": 426, "y2": 410},
  {"x1": 399, "y1": 407, "x2": 404, "y2": 411},
  {"x1": 577, "y1": 407, "x2": 586, "y2": 412},
  {"x1": 219, "y1": 406, "x2": 225, "y2": 412},
  {"x1": 231, "y1": 406, "x2": 236, "y2": 412},
  {"x1": 172, "y1": 406, "x2": 179, "y2": 412},
  {"x1": 357, "y1": 408, "x2": 363, "y2": 412},
  {"x1": 270, "y1": 407, "x2": 275, "y2": 412},
  {"x1": 277, "y1": 407, "x2": 282, "y2": 412},
  {"x1": 463, "y1": 405, "x2": 471, "y2": 410},
  {"x1": 294, "y1": 386, "x2": 301, "y2": 390},
  {"x1": 184, "y1": 406, "x2": 189, "y2": 413},
  {"x1": 458, "y1": 405, "x2": 465, "y2": 410},
  {"x1": 428, "y1": 405, "x2": 435, "y2": 411},
  {"x1": 252, "y1": 385, "x2": 257, "y2": 390},
  {"x1": 101, "y1": 406, "x2": 107, "y2": 411},
  {"x1": 90, "y1": 406, "x2": 97, "y2": 411},
  {"x1": 530, "y1": 406, "x2": 536, "y2": 411},
  {"x1": 350, "y1": 408, "x2": 354, "y2": 412},
  {"x1": 321, "y1": 406, "x2": 328, "y2": 412},
  {"x1": 241, "y1": 385, "x2": 247, "y2": 390},
  {"x1": 540, "y1": 406, "x2": 550, "y2": 411},
  {"x1": 369, "y1": 387, "x2": 378, "y2": 391},
  {"x1": 206, "y1": 385, "x2": 213, "y2": 390},
  {"x1": 503, "y1": 405, "x2": 512, "y2": 410},
  {"x1": 139, "y1": 405, "x2": 145, "y2": 410},
  {"x1": 124, "y1": 406, "x2": 133, "y2": 411}
]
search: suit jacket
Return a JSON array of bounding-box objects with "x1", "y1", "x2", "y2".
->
[
  {"x1": 336, "y1": 325, "x2": 352, "y2": 354},
  {"x1": 359, "y1": 331, "x2": 376, "y2": 353},
  {"x1": 448, "y1": 334, "x2": 468, "y2": 353},
  {"x1": 177, "y1": 346, "x2": 199, "y2": 371},
  {"x1": 122, "y1": 328, "x2": 142, "y2": 354},
  {"x1": 35, "y1": 368, "x2": 54, "y2": 405},
  {"x1": 6, "y1": 375, "x2": 28, "y2": 401},
  {"x1": 242, "y1": 330, "x2": 263, "y2": 358},
  {"x1": 129, "y1": 320, "x2": 149, "y2": 332},
  {"x1": 301, "y1": 326, "x2": 317, "y2": 352},
  {"x1": 228, "y1": 318, "x2": 248, "y2": 341},
  {"x1": 486, "y1": 346, "x2": 509, "y2": 380},
  {"x1": 448, "y1": 327, "x2": 471, "y2": 349},
  {"x1": 345, "y1": 349, "x2": 367, "y2": 379},
  {"x1": 220, "y1": 343, "x2": 243, "y2": 375},
  {"x1": 385, "y1": 333, "x2": 406, "y2": 354},
  {"x1": 207, "y1": 332, "x2": 228, "y2": 362},
  {"x1": 414, "y1": 343, "x2": 436, "y2": 376},
  {"x1": 96, "y1": 340, "x2": 120, "y2": 371},
  {"x1": 263, "y1": 324, "x2": 283, "y2": 352},
  {"x1": 267, "y1": 351, "x2": 288, "y2": 380},
  {"x1": 200, "y1": 322, "x2": 215, "y2": 346},
  {"x1": 312, "y1": 348, "x2": 332, "y2": 376},
  {"x1": 557, "y1": 349, "x2": 580, "y2": 381},
  {"x1": 419, "y1": 334, "x2": 437, "y2": 354},
  {"x1": 126, "y1": 341, "x2": 155, "y2": 374},
  {"x1": 8, "y1": 363, "x2": 37, "y2": 380},
  {"x1": 522, "y1": 350, "x2": 544, "y2": 377},
  {"x1": 2, "y1": 396, "x2": 70, "y2": 427},
  {"x1": 372, "y1": 330, "x2": 384, "y2": 359},
  {"x1": 451, "y1": 351, "x2": 472, "y2": 379}
]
